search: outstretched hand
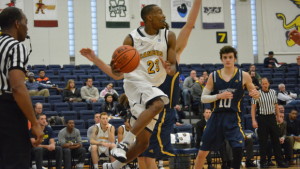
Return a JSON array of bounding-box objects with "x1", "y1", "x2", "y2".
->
[{"x1": 80, "y1": 48, "x2": 97, "y2": 62}]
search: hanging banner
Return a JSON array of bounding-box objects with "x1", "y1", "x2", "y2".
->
[
  {"x1": 202, "y1": 0, "x2": 224, "y2": 29},
  {"x1": 140, "y1": 0, "x2": 161, "y2": 26},
  {"x1": 33, "y1": 0, "x2": 58, "y2": 27},
  {"x1": 106, "y1": 0, "x2": 130, "y2": 28},
  {"x1": 262, "y1": 0, "x2": 300, "y2": 52},
  {"x1": 0, "y1": 0, "x2": 24, "y2": 12},
  {"x1": 171, "y1": 0, "x2": 193, "y2": 28}
]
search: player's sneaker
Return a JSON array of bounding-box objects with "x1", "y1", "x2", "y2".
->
[
  {"x1": 103, "y1": 163, "x2": 114, "y2": 169},
  {"x1": 110, "y1": 142, "x2": 129, "y2": 163}
]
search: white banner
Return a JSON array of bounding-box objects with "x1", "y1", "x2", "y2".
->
[
  {"x1": 106, "y1": 0, "x2": 130, "y2": 28},
  {"x1": 171, "y1": 0, "x2": 193, "y2": 28},
  {"x1": 201, "y1": 0, "x2": 224, "y2": 29},
  {"x1": 33, "y1": 0, "x2": 58, "y2": 27},
  {"x1": 0, "y1": 0, "x2": 24, "y2": 12},
  {"x1": 139, "y1": 0, "x2": 161, "y2": 26},
  {"x1": 262, "y1": 0, "x2": 300, "y2": 52}
]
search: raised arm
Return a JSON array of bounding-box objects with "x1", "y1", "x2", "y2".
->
[
  {"x1": 176, "y1": 0, "x2": 202, "y2": 63},
  {"x1": 165, "y1": 31, "x2": 177, "y2": 76}
]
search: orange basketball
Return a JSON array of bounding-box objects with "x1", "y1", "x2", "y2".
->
[{"x1": 112, "y1": 45, "x2": 140, "y2": 73}]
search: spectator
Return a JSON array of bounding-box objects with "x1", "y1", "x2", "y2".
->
[
  {"x1": 278, "y1": 104, "x2": 285, "y2": 114},
  {"x1": 116, "y1": 93, "x2": 130, "y2": 117},
  {"x1": 101, "y1": 93, "x2": 118, "y2": 116},
  {"x1": 87, "y1": 113, "x2": 101, "y2": 139},
  {"x1": 100, "y1": 83, "x2": 119, "y2": 102},
  {"x1": 195, "y1": 109, "x2": 215, "y2": 169},
  {"x1": 30, "y1": 114, "x2": 63, "y2": 169},
  {"x1": 90, "y1": 112, "x2": 115, "y2": 168},
  {"x1": 250, "y1": 71, "x2": 260, "y2": 89},
  {"x1": 248, "y1": 64, "x2": 261, "y2": 82},
  {"x1": 264, "y1": 51, "x2": 279, "y2": 68},
  {"x1": 202, "y1": 71, "x2": 209, "y2": 85},
  {"x1": 191, "y1": 76, "x2": 205, "y2": 116},
  {"x1": 58, "y1": 119, "x2": 86, "y2": 169},
  {"x1": 34, "y1": 102, "x2": 43, "y2": 115},
  {"x1": 182, "y1": 70, "x2": 197, "y2": 108},
  {"x1": 286, "y1": 109, "x2": 300, "y2": 150},
  {"x1": 274, "y1": 111, "x2": 295, "y2": 165},
  {"x1": 278, "y1": 83, "x2": 300, "y2": 106},
  {"x1": 80, "y1": 78, "x2": 100, "y2": 103},
  {"x1": 63, "y1": 79, "x2": 82, "y2": 102},
  {"x1": 26, "y1": 72, "x2": 52, "y2": 97},
  {"x1": 118, "y1": 114, "x2": 132, "y2": 143},
  {"x1": 36, "y1": 70, "x2": 51, "y2": 84}
]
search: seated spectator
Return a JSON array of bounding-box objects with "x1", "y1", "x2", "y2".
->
[
  {"x1": 101, "y1": 93, "x2": 118, "y2": 116},
  {"x1": 26, "y1": 72, "x2": 53, "y2": 97},
  {"x1": 58, "y1": 119, "x2": 86, "y2": 169},
  {"x1": 182, "y1": 70, "x2": 197, "y2": 109},
  {"x1": 87, "y1": 113, "x2": 101, "y2": 139},
  {"x1": 30, "y1": 114, "x2": 63, "y2": 169},
  {"x1": 117, "y1": 114, "x2": 131, "y2": 143},
  {"x1": 90, "y1": 112, "x2": 115, "y2": 168},
  {"x1": 202, "y1": 70, "x2": 209, "y2": 85},
  {"x1": 264, "y1": 51, "x2": 280, "y2": 68},
  {"x1": 278, "y1": 83, "x2": 300, "y2": 105},
  {"x1": 250, "y1": 71, "x2": 260, "y2": 89},
  {"x1": 116, "y1": 93, "x2": 130, "y2": 117},
  {"x1": 191, "y1": 76, "x2": 205, "y2": 116},
  {"x1": 195, "y1": 109, "x2": 215, "y2": 169},
  {"x1": 80, "y1": 78, "x2": 101, "y2": 104},
  {"x1": 248, "y1": 64, "x2": 261, "y2": 83},
  {"x1": 286, "y1": 109, "x2": 300, "y2": 150},
  {"x1": 36, "y1": 70, "x2": 51, "y2": 84},
  {"x1": 63, "y1": 79, "x2": 82, "y2": 102},
  {"x1": 34, "y1": 102, "x2": 43, "y2": 115},
  {"x1": 99, "y1": 83, "x2": 119, "y2": 102},
  {"x1": 274, "y1": 111, "x2": 294, "y2": 165}
]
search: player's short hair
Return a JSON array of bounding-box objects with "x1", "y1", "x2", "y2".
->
[
  {"x1": 141, "y1": 4, "x2": 157, "y2": 22},
  {"x1": 0, "y1": 7, "x2": 23, "y2": 30},
  {"x1": 100, "y1": 112, "x2": 108, "y2": 118},
  {"x1": 36, "y1": 113, "x2": 46, "y2": 120},
  {"x1": 219, "y1": 46, "x2": 237, "y2": 59}
]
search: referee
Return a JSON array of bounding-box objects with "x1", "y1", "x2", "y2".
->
[
  {"x1": 251, "y1": 78, "x2": 288, "y2": 168},
  {"x1": 0, "y1": 7, "x2": 43, "y2": 168}
]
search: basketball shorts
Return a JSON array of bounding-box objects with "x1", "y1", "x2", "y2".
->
[
  {"x1": 200, "y1": 111, "x2": 245, "y2": 151},
  {"x1": 89, "y1": 145, "x2": 110, "y2": 157},
  {"x1": 141, "y1": 108, "x2": 176, "y2": 158},
  {"x1": 124, "y1": 81, "x2": 169, "y2": 132}
]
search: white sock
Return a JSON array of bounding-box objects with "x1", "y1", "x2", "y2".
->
[
  {"x1": 93, "y1": 164, "x2": 98, "y2": 168},
  {"x1": 112, "y1": 160, "x2": 126, "y2": 169},
  {"x1": 121, "y1": 131, "x2": 136, "y2": 145},
  {"x1": 76, "y1": 163, "x2": 84, "y2": 167}
]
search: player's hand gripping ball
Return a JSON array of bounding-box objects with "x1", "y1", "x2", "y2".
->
[{"x1": 111, "y1": 45, "x2": 140, "y2": 73}]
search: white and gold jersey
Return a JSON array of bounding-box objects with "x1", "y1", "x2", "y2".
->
[{"x1": 124, "y1": 27, "x2": 168, "y2": 87}]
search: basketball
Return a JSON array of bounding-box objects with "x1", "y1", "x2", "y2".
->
[{"x1": 112, "y1": 45, "x2": 140, "y2": 73}]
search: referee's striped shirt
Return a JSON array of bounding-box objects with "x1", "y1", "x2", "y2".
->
[
  {"x1": 251, "y1": 89, "x2": 278, "y2": 115},
  {"x1": 0, "y1": 34, "x2": 28, "y2": 93}
]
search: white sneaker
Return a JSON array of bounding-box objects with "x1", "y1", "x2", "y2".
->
[
  {"x1": 103, "y1": 162, "x2": 114, "y2": 169},
  {"x1": 110, "y1": 142, "x2": 129, "y2": 163}
]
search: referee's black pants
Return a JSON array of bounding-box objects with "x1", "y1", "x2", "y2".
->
[
  {"x1": 0, "y1": 94, "x2": 31, "y2": 169},
  {"x1": 257, "y1": 114, "x2": 284, "y2": 164}
]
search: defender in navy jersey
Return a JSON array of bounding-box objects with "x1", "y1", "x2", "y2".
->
[{"x1": 194, "y1": 46, "x2": 260, "y2": 169}]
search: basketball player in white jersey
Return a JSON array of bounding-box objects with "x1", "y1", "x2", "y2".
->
[
  {"x1": 117, "y1": 115, "x2": 131, "y2": 143},
  {"x1": 80, "y1": 4, "x2": 177, "y2": 169},
  {"x1": 89, "y1": 112, "x2": 115, "y2": 169},
  {"x1": 138, "y1": 1, "x2": 202, "y2": 169}
]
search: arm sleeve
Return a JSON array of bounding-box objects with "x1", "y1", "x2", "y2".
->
[
  {"x1": 8, "y1": 43, "x2": 27, "y2": 72},
  {"x1": 278, "y1": 93, "x2": 292, "y2": 101},
  {"x1": 201, "y1": 88, "x2": 218, "y2": 103}
]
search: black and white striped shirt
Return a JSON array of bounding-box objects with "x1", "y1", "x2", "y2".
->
[
  {"x1": 251, "y1": 89, "x2": 278, "y2": 115},
  {"x1": 0, "y1": 34, "x2": 28, "y2": 93}
]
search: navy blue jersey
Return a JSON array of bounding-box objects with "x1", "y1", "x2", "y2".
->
[
  {"x1": 159, "y1": 63, "x2": 180, "y2": 108},
  {"x1": 211, "y1": 68, "x2": 244, "y2": 113}
]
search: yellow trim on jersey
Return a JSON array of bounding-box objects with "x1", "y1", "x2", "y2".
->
[
  {"x1": 217, "y1": 68, "x2": 238, "y2": 81},
  {"x1": 157, "y1": 109, "x2": 175, "y2": 156},
  {"x1": 236, "y1": 112, "x2": 245, "y2": 138},
  {"x1": 169, "y1": 72, "x2": 180, "y2": 108},
  {"x1": 237, "y1": 99, "x2": 242, "y2": 112}
]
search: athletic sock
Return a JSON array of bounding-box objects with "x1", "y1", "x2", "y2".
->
[
  {"x1": 232, "y1": 147, "x2": 243, "y2": 169},
  {"x1": 121, "y1": 131, "x2": 136, "y2": 146},
  {"x1": 93, "y1": 164, "x2": 98, "y2": 168},
  {"x1": 112, "y1": 160, "x2": 126, "y2": 168}
]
